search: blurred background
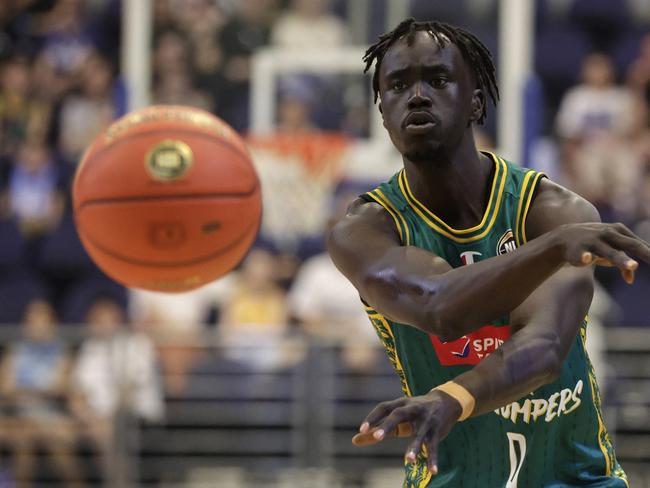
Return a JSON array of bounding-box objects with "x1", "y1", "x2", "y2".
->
[{"x1": 0, "y1": 0, "x2": 649, "y2": 486}]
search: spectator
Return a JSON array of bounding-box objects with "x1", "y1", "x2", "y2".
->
[
  {"x1": 2, "y1": 138, "x2": 65, "y2": 238},
  {"x1": 0, "y1": 299, "x2": 81, "y2": 488},
  {"x1": 556, "y1": 53, "x2": 635, "y2": 141},
  {"x1": 626, "y1": 34, "x2": 650, "y2": 95},
  {"x1": 288, "y1": 193, "x2": 380, "y2": 372},
  {"x1": 152, "y1": 29, "x2": 212, "y2": 110},
  {"x1": 217, "y1": 0, "x2": 278, "y2": 130},
  {"x1": 567, "y1": 81, "x2": 650, "y2": 215},
  {"x1": 271, "y1": 0, "x2": 349, "y2": 50},
  {"x1": 174, "y1": 0, "x2": 224, "y2": 84},
  {"x1": 129, "y1": 277, "x2": 235, "y2": 394},
  {"x1": 0, "y1": 56, "x2": 51, "y2": 158},
  {"x1": 36, "y1": 0, "x2": 96, "y2": 79},
  {"x1": 71, "y1": 297, "x2": 163, "y2": 483},
  {"x1": 57, "y1": 51, "x2": 116, "y2": 164},
  {"x1": 219, "y1": 248, "x2": 302, "y2": 370},
  {"x1": 153, "y1": 68, "x2": 212, "y2": 110},
  {"x1": 277, "y1": 76, "x2": 318, "y2": 133},
  {"x1": 153, "y1": 29, "x2": 189, "y2": 78}
]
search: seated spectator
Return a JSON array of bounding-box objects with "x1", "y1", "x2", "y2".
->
[
  {"x1": 173, "y1": 0, "x2": 224, "y2": 84},
  {"x1": 36, "y1": 0, "x2": 96, "y2": 79},
  {"x1": 152, "y1": 29, "x2": 212, "y2": 110},
  {"x1": 2, "y1": 138, "x2": 65, "y2": 238},
  {"x1": 217, "y1": 0, "x2": 278, "y2": 129},
  {"x1": 271, "y1": 0, "x2": 348, "y2": 50},
  {"x1": 288, "y1": 193, "x2": 380, "y2": 372},
  {"x1": 71, "y1": 297, "x2": 163, "y2": 484},
  {"x1": 277, "y1": 77, "x2": 318, "y2": 133},
  {"x1": 0, "y1": 56, "x2": 51, "y2": 158},
  {"x1": 153, "y1": 68, "x2": 212, "y2": 110},
  {"x1": 0, "y1": 300, "x2": 81, "y2": 488},
  {"x1": 567, "y1": 81, "x2": 650, "y2": 214},
  {"x1": 129, "y1": 276, "x2": 235, "y2": 394},
  {"x1": 57, "y1": 51, "x2": 116, "y2": 164},
  {"x1": 219, "y1": 248, "x2": 303, "y2": 370},
  {"x1": 556, "y1": 53, "x2": 635, "y2": 141}
]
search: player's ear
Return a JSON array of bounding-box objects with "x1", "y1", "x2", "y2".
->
[
  {"x1": 378, "y1": 101, "x2": 387, "y2": 129},
  {"x1": 470, "y1": 89, "x2": 485, "y2": 124}
]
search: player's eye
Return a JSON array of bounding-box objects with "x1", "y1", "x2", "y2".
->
[
  {"x1": 430, "y1": 77, "x2": 449, "y2": 88},
  {"x1": 391, "y1": 80, "x2": 406, "y2": 91}
]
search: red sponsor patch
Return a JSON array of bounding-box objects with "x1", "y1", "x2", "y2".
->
[{"x1": 430, "y1": 325, "x2": 511, "y2": 366}]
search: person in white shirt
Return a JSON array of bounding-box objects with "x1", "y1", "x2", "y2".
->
[
  {"x1": 71, "y1": 298, "x2": 163, "y2": 483},
  {"x1": 271, "y1": 0, "x2": 349, "y2": 50}
]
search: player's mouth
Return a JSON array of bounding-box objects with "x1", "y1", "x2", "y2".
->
[{"x1": 404, "y1": 111, "x2": 438, "y2": 135}]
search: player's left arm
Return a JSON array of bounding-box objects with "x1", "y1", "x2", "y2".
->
[{"x1": 352, "y1": 179, "x2": 635, "y2": 474}]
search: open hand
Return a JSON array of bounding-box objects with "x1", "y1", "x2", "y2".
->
[
  {"x1": 352, "y1": 390, "x2": 462, "y2": 474},
  {"x1": 554, "y1": 223, "x2": 650, "y2": 284}
]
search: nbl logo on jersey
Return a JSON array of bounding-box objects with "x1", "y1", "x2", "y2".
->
[{"x1": 497, "y1": 229, "x2": 517, "y2": 255}]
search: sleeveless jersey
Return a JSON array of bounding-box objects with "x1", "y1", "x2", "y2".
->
[{"x1": 362, "y1": 152, "x2": 628, "y2": 488}]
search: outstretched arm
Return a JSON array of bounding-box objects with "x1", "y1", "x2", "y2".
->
[
  {"x1": 347, "y1": 181, "x2": 649, "y2": 473},
  {"x1": 450, "y1": 181, "x2": 599, "y2": 415},
  {"x1": 328, "y1": 180, "x2": 648, "y2": 341}
]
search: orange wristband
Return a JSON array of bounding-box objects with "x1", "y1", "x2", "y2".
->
[{"x1": 434, "y1": 381, "x2": 475, "y2": 421}]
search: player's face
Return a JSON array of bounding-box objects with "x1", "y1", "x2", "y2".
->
[{"x1": 378, "y1": 31, "x2": 479, "y2": 162}]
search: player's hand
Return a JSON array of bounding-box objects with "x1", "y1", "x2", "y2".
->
[
  {"x1": 351, "y1": 390, "x2": 462, "y2": 475},
  {"x1": 553, "y1": 222, "x2": 650, "y2": 284}
]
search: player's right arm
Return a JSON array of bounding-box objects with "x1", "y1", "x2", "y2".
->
[{"x1": 328, "y1": 197, "x2": 649, "y2": 342}]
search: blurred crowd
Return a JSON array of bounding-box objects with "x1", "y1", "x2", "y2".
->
[{"x1": 0, "y1": 0, "x2": 649, "y2": 485}]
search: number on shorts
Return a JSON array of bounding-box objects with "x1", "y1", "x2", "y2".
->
[{"x1": 506, "y1": 432, "x2": 527, "y2": 488}]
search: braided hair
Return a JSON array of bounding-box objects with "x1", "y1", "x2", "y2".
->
[{"x1": 363, "y1": 18, "x2": 499, "y2": 124}]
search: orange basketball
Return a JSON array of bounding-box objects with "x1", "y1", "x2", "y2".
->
[{"x1": 72, "y1": 105, "x2": 262, "y2": 292}]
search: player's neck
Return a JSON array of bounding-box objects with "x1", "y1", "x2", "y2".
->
[{"x1": 402, "y1": 133, "x2": 492, "y2": 229}]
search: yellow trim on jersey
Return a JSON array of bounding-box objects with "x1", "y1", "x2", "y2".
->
[
  {"x1": 514, "y1": 170, "x2": 535, "y2": 247},
  {"x1": 400, "y1": 152, "x2": 501, "y2": 234},
  {"x1": 588, "y1": 374, "x2": 613, "y2": 476},
  {"x1": 579, "y1": 325, "x2": 623, "y2": 481},
  {"x1": 520, "y1": 172, "x2": 545, "y2": 244},
  {"x1": 366, "y1": 311, "x2": 413, "y2": 397},
  {"x1": 373, "y1": 189, "x2": 412, "y2": 246},
  {"x1": 397, "y1": 157, "x2": 508, "y2": 244},
  {"x1": 367, "y1": 191, "x2": 405, "y2": 244}
]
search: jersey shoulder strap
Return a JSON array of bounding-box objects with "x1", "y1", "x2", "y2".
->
[
  {"x1": 503, "y1": 160, "x2": 546, "y2": 247},
  {"x1": 362, "y1": 172, "x2": 412, "y2": 246}
]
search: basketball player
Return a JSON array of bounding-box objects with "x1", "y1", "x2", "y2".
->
[{"x1": 328, "y1": 19, "x2": 649, "y2": 487}]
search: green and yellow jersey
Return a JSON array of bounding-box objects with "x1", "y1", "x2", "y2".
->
[{"x1": 362, "y1": 152, "x2": 628, "y2": 488}]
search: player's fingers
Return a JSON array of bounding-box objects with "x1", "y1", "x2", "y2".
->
[
  {"x1": 589, "y1": 243, "x2": 637, "y2": 272},
  {"x1": 352, "y1": 429, "x2": 381, "y2": 446},
  {"x1": 592, "y1": 257, "x2": 614, "y2": 267},
  {"x1": 611, "y1": 222, "x2": 638, "y2": 239},
  {"x1": 621, "y1": 267, "x2": 635, "y2": 285},
  {"x1": 360, "y1": 398, "x2": 407, "y2": 433},
  {"x1": 395, "y1": 421, "x2": 414, "y2": 438},
  {"x1": 580, "y1": 252, "x2": 614, "y2": 266},
  {"x1": 352, "y1": 422, "x2": 412, "y2": 447},
  {"x1": 603, "y1": 232, "x2": 650, "y2": 265},
  {"x1": 425, "y1": 430, "x2": 440, "y2": 475},
  {"x1": 404, "y1": 422, "x2": 432, "y2": 464},
  {"x1": 372, "y1": 406, "x2": 414, "y2": 442}
]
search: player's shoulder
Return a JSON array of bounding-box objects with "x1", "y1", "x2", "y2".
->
[
  {"x1": 526, "y1": 178, "x2": 601, "y2": 238},
  {"x1": 335, "y1": 197, "x2": 399, "y2": 234},
  {"x1": 534, "y1": 178, "x2": 600, "y2": 220},
  {"x1": 327, "y1": 197, "x2": 401, "y2": 251}
]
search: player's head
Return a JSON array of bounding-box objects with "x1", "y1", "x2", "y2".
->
[{"x1": 363, "y1": 18, "x2": 499, "y2": 162}]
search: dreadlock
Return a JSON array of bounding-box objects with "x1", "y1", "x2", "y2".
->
[{"x1": 363, "y1": 18, "x2": 499, "y2": 124}]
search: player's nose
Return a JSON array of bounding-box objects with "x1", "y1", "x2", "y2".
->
[{"x1": 407, "y1": 82, "x2": 433, "y2": 110}]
